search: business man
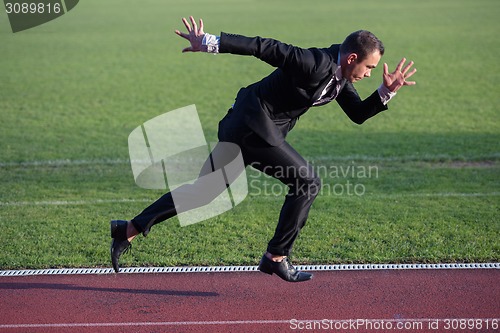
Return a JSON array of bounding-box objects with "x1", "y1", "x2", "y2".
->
[{"x1": 111, "y1": 16, "x2": 416, "y2": 282}]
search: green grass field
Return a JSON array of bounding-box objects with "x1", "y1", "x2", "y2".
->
[{"x1": 1, "y1": 0, "x2": 499, "y2": 269}]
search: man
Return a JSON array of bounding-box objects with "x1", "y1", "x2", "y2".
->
[{"x1": 111, "y1": 16, "x2": 416, "y2": 282}]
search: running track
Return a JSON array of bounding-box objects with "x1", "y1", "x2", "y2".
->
[{"x1": 0, "y1": 267, "x2": 498, "y2": 332}]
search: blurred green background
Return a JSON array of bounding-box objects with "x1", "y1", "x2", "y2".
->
[{"x1": 0, "y1": 0, "x2": 498, "y2": 269}]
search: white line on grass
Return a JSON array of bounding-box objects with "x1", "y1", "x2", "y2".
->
[
  {"x1": 376, "y1": 192, "x2": 500, "y2": 198},
  {"x1": 0, "y1": 153, "x2": 499, "y2": 167},
  {"x1": 310, "y1": 153, "x2": 500, "y2": 162},
  {"x1": 0, "y1": 318, "x2": 498, "y2": 330},
  {"x1": 0, "y1": 158, "x2": 129, "y2": 167},
  {"x1": 0, "y1": 198, "x2": 153, "y2": 206},
  {"x1": 1, "y1": 192, "x2": 499, "y2": 207}
]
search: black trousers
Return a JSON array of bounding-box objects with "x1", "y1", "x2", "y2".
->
[{"x1": 131, "y1": 111, "x2": 321, "y2": 256}]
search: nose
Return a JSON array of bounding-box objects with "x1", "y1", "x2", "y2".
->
[{"x1": 364, "y1": 70, "x2": 371, "y2": 78}]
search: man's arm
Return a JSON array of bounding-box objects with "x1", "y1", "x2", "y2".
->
[
  {"x1": 174, "y1": 16, "x2": 326, "y2": 77},
  {"x1": 336, "y1": 82, "x2": 388, "y2": 124},
  {"x1": 218, "y1": 32, "x2": 322, "y2": 74}
]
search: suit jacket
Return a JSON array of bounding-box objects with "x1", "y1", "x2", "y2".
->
[{"x1": 219, "y1": 32, "x2": 388, "y2": 146}]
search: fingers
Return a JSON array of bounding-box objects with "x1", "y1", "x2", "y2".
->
[
  {"x1": 405, "y1": 68, "x2": 417, "y2": 80},
  {"x1": 174, "y1": 17, "x2": 193, "y2": 41},
  {"x1": 175, "y1": 16, "x2": 205, "y2": 49},
  {"x1": 383, "y1": 58, "x2": 417, "y2": 91},
  {"x1": 175, "y1": 16, "x2": 206, "y2": 53},
  {"x1": 182, "y1": 17, "x2": 191, "y2": 32},
  {"x1": 387, "y1": 58, "x2": 414, "y2": 75},
  {"x1": 176, "y1": 16, "x2": 204, "y2": 37},
  {"x1": 401, "y1": 60, "x2": 414, "y2": 75},
  {"x1": 401, "y1": 60, "x2": 417, "y2": 84},
  {"x1": 190, "y1": 16, "x2": 197, "y2": 34},
  {"x1": 199, "y1": 18, "x2": 204, "y2": 34},
  {"x1": 395, "y1": 58, "x2": 406, "y2": 72},
  {"x1": 187, "y1": 16, "x2": 203, "y2": 36},
  {"x1": 395, "y1": 58, "x2": 417, "y2": 82},
  {"x1": 174, "y1": 29, "x2": 189, "y2": 40}
]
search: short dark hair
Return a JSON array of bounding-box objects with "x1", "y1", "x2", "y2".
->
[{"x1": 340, "y1": 30, "x2": 385, "y2": 60}]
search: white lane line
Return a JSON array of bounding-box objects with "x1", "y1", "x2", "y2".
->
[
  {"x1": 0, "y1": 318, "x2": 498, "y2": 329},
  {"x1": 0, "y1": 320, "x2": 289, "y2": 329}
]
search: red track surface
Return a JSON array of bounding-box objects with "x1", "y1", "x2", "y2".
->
[{"x1": 0, "y1": 269, "x2": 498, "y2": 332}]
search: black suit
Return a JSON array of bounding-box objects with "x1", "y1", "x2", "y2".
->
[
  {"x1": 131, "y1": 32, "x2": 388, "y2": 257},
  {"x1": 218, "y1": 32, "x2": 387, "y2": 146}
]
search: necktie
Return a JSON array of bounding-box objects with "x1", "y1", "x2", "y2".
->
[{"x1": 313, "y1": 77, "x2": 341, "y2": 106}]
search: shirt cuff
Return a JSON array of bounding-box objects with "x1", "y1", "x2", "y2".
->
[
  {"x1": 201, "y1": 33, "x2": 220, "y2": 53},
  {"x1": 378, "y1": 84, "x2": 397, "y2": 105}
]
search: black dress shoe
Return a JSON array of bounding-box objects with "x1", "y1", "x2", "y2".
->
[
  {"x1": 258, "y1": 255, "x2": 313, "y2": 282},
  {"x1": 110, "y1": 220, "x2": 131, "y2": 273}
]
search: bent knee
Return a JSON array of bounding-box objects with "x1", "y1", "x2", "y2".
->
[
  {"x1": 308, "y1": 176, "x2": 322, "y2": 197},
  {"x1": 289, "y1": 175, "x2": 321, "y2": 198}
]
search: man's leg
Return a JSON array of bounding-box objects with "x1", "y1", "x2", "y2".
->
[
  {"x1": 131, "y1": 141, "x2": 244, "y2": 236},
  {"x1": 111, "y1": 141, "x2": 244, "y2": 272},
  {"x1": 241, "y1": 133, "x2": 321, "y2": 257},
  {"x1": 239, "y1": 133, "x2": 319, "y2": 282},
  {"x1": 130, "y1": 192, "x2": 177, "y2": 237}
]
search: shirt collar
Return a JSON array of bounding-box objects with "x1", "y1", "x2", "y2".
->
[
  {"x1": 335, "y1": 65, "x2": 343, "y2": 81},
  {"x1": 335, "y1": 53, "x2": 343, "y2": 81}
]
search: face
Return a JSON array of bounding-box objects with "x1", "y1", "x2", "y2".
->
[{"x1": 342, "y1": 50, "x2": 381, "y2": 83}]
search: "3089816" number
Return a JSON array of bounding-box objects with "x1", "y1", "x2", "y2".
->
[{"x1": 5, "y1": 2, "x2": 61, "y2": 14}]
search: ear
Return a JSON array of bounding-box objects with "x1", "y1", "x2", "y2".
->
[{"x1": 346, "y1": 53, "x2": 358, "y2": 64}]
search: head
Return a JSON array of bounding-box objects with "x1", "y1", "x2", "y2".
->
[{"x1": 339, "y1": 30, "x2": 384, "y2": 83}]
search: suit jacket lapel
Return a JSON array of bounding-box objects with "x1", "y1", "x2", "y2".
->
[{"x1": 310, "y1": 44, "x2": 342, "y2": 104}]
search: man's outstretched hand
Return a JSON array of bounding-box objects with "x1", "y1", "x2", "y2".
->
[
  {"x1": 383, "y1": 58, "x2": 417, "y2": 93},
  {"x1": 174, "y1": 16, "x2": 205, "y2": 52}
]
